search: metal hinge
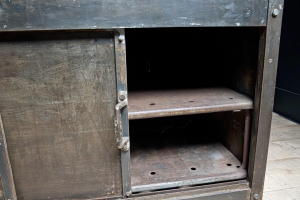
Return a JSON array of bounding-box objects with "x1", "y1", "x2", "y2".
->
[{"x1": 115, "y1": 91, "x2": 129, "y2": 151}]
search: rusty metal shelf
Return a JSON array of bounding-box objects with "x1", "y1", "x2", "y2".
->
[
  {"x1": 131, "y1": 142, "x2": 247, "y2": 193},
  {"x1": 128, "y1": 87, "x2": 253, "y2": 120}
]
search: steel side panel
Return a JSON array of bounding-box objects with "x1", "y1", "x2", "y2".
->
[
  {"x1": 248, "y1": 0, "x2": 284, "y2": 199},
  {"x1": 0, "y1": 0, "x2": 268, "y2": 31}
]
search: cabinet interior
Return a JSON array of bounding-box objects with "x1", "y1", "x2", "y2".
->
[{"x1": 125, "y1": 27, "x2": 259, "y2": 193}]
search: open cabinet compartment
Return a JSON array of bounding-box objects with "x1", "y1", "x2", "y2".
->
[
  {"x1": 125, "y1": 27, "x2": 259, "y2": 193},
  {"x1": 129, "y1": 111, "x2": 251, "y2": 193}
]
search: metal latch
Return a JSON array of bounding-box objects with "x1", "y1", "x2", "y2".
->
[{"x1": 115, "y1": 91, "x2": 129, "y2": 151}]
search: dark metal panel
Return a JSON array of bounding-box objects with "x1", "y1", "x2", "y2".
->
[
  {"x1": 248, "y1": 0, "x2": 284, "y2": 200},
  {"x1": 129, "y1": 180, "x2": 250, "y2": 200},
  {"x1": 0, "y1": 0, "x2": 268, "y2": 31},
  {"x1": 211, "y1": 111, "x2": 245, "y2": 162},
  {"x1": 0, "y1": 114, "x2": 17, "y2": 200},
  {"x1": 114, "y1": 29, "x2": 132, "y2": 198},
  {"x1": 0, "y1": 30, "x2": 122, "y2": 199},
  {"x1": 128, "y1": 88, "x2": 253, "y2": 120}
]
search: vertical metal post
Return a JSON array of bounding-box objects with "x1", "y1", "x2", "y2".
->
[
  {"x1": 114, "y1": 29, "x2": 132, "y2": 198},
  {"x1": 248, "y1": 0, "x2": 284, "y2": 199},
  {"x1": 0, "y1": 114, "x2": 17, "y2": 200},
  {"x1": 241, "y1": 110, "x2": 251, "y2": 169}
]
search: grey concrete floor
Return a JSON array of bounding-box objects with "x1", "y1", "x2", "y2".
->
[{"x1": 263, "y1": 113, "x2": 300, "y2": 200}]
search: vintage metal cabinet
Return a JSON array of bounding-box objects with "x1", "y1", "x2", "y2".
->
[{"x1": 0, "y1": 0, "x2": 283, "y2": 200}]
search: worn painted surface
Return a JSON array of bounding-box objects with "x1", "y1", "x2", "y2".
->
[
  {"x1": 248, "y1": 0, "x2": 284, "y2": 200},
  {"x1": 0, "y1": 31, "x2": 122, "y2": 199},
  {"x1": 0, "y1": 0, "x2": 268, "y2": 31}
]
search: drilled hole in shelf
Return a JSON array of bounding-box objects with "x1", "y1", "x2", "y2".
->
[
  {"x1": 189, "y1": 101, "x2": 194, "y2": 102},
  {"x1": 236, "y1": 166, "x2": 240, "y2": 168},
  {"x1": 227, "y1": 164, "x2": 232, "y2": 166},
  {"x1": 150, "y1": 103, "x2": 155, "y2": 105},
  {"x1": 191, "y1": 167, "x2": 196, "y2": 170},
  {"x1": 228, "y1": 98, "x2": 233, "y2": 99},
  {"x1": 150, "y1": 172, "x2": 156, "y2": 175}
]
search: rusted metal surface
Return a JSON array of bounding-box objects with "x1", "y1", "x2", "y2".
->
[
  {"x1": 114, "y1": 29, "x2": 132, "y2": 198},
  {"x1": 129, "y1": 180, "x2": 250, "y2": 200},
  {"x1": 0, "y1": 114, "x2": 17, "y2": 200},
  {"x1": 128, "y1": 87, "x2": 253, "y2": 120},
  {"x1": 131, "y1": 142, "x2": 246, "y2": 192},
  {"x1": 248, "y1": 1, "x2": 284, "y2": 199},
  {"x1": 0, "y1": 30, "x2": 122, "y2": 199},
  {"x1": 241, "y1": 110, "x2": 251, "y2": 169}
]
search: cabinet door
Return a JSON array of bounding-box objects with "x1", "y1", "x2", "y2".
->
[{"x1": 0, "y1": 31, "x2": 122, "y2": 199}]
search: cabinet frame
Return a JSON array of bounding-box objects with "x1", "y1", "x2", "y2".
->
[{"x1": 0, "y1": 0, "x2": 284, "y2": 199}]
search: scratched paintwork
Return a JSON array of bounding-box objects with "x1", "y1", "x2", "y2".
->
[
  {"x1": 0, "y1": 0, "x2": 267, "y2": 31},
  {"x1": 0, "y1": 31, "x2": 122, "y2": 199}
]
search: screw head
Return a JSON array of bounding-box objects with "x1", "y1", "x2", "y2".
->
[
  {"x1": 272, "y1": 9, "x2": 279, "y2": 17},
  {"x1": 254, "y1": 194, "x2": 259, "y2": 200},
  {"x1": 119, "y1": 94, "x2": 126, "y2": 101},
  {"x1": 118, "y1": 35, "x2": 124, "y2": 43},
  {"x1": 126, "y1": 190, "x2": 132, "y2": 197}
]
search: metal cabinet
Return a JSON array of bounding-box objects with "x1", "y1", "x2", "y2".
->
[{"x1": 0, "y1": 0, "x2": 283, "y2": 199}]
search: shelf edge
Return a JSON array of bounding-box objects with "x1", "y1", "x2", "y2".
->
[{"x1": 129, "y1": 104, "x2": 253, "y2": 120}]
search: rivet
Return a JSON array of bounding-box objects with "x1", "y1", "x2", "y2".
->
[
  {"x1": 119, "y1": 94, "x2": 126, "y2": 101},
  {"x1": 272, "y1": 9, "x2": 279, "y2": 17},
  {"x1": 118, "y1": 35, "x2": 124, "y2": 43},
  {"x1": 126, "y1": 190, "x2": 132, "y2": 197},
  {"x1": 254, "y1": 194, "x2": 259, "y2": 200},
  {"x1": 268, "y1": 59, "x2": 273, "y2": 63}
]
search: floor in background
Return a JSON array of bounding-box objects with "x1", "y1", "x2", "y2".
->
[{"x1": 263, "y1": 113, "x2": 300, "y2": 200}]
